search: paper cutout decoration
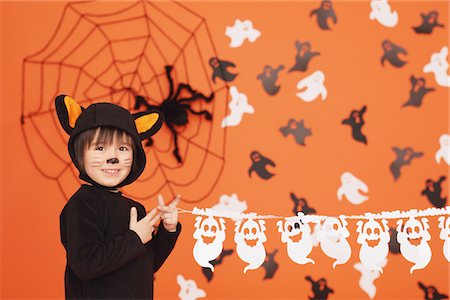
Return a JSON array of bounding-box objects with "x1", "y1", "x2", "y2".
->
[
  {"x1": 193, "y1": 216, "x2": 226, "y2": 271},
  {"x1": 212, "y1": 193, "x2": 248, "y2": 222},
  {"x1": 257, "y1": 65, "x2": 284, "y2": 96},
  {"x1": 305, "y1": 276, "x2": 335, "y2": 299},
  {"x1": 381, "y1": 40, "x2": 407, "y2": 68},
  {"x1": 423, "y1": 46, "x2": 450, "y2": 87},
  {"x1": 413, "y1": 11, "x2": 445, "y2": 34},
  {"x1": 396, "y1": 216, "x2": 432, "y2": 273},
  {"x1": 422, "y1": 176, "x2": 447, "y2": 208},
  {"x1": 438, "y1": 216, "x2": 450, "y2": 261},
  {"x1": 435, "y1": 134, "x2": 450, "y2": 165},
  {"x1": 221, "y1": 86, "x2": 254, "y2": 128},
  {"x1": 337, "y1": 172, "x2": 369, "y2": 205},
  {"x1": 277, "y1": 215, "x2": 315, "y2": 265},
  {"x1": 225, "y1": 19, "x2": 261, "y2": 48},
  {"x1": 356, "y1": 219, "x2": 390, "y2": 272},
  {"x1": 418, "y1": 281, "x2": 449, "y2": 300},
  {"x1": 262, "y1": 249, "x2": 279, "y2": 280},
  {"x1": 354, "y1": 259, "x2": 387, "y2": 299},
  {"x1": 296, "y1": 70, "x2": 327, "y2": 102},
  {"x1": 318, "y1": 216, "x2": 351, "y2": 268},
  {"x1": 234, "y1": 218, "x2": 267, "y2": 273},
  {"x1": 201, "y1": 249, "x2": 234, "y2": 282},
  {"x1": 177, "y1": 275, "x2": 206, "y2": 300},
  {"x1": 369, "y1": 0, "x2": 398, "y2": 28},
  {"x1": 248, "y1": 151, "x2": 276, "y2": 180}
]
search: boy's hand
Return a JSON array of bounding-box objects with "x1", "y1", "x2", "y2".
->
[
  {"x1": 157, "y1": 194, "x2": 180, "y2": 232},
  {"x1": 129, "y1": 207, "x2": 161, "y2": 244}
]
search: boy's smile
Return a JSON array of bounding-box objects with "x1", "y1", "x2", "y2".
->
[{"x1": 83, "y1": 130, "x2": 133, "y2": 188}]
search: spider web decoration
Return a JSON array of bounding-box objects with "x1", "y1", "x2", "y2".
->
[{"x1": 20, "y1": 1, "x2": 229, "y2": 203}]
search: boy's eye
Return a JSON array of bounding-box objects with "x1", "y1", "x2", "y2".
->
[
  {"x1": 95, "y1": 146, "x2": 105, "y2": 151},
  {"x1": 119, "y1": 146, "x2": 129, "y2": 151}
]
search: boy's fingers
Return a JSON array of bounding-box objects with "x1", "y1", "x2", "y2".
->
[
  {"x1": 157, "y1": 194, "x2": 165, "y2": 207},
  {"x1": 144, "y1": 208, "x2": 158, "y2": 222},
  {"x1": 149, "y1": 213, "x2": 162, "y2": 227},
  {"x1": 169, "y1": 194, "x2": 181, "y2": 208},
  {"x1": 129, "y1": 207, "x2": 137, "y2": 225}
]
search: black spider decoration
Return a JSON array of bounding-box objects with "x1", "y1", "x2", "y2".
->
[{"x1": 135, "y1": 65, "x2": 214, "y2": 163}]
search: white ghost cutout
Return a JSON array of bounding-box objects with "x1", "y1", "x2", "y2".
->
[
  {"x1": 438, "y1": 216, "x2": 450, "y2": 262},
  {"x1": 177, "y1": 275, "x2": 206, "y2": 300},
  {"x1": 423, "y1": 46, "x2": 450, "y2": 87},
  {"x1": 225, "y1": 19, "x2": 261, "y2": 48},
  {"x1": 356, "y1": 219, "x2": 390, "y2": 272},
  {"x1": 435, "y1": 134, "x2": 450, "y2": 165},
  {"x1": 354, "y1": 259, "x2": 388, "y2": 299},
  {"x1": 296, "y1": 70, "x2": 327, "y2": 102},
  {"x1": 193, "y1": 216, "x2": 226, "y2": 271},
  {"x1": 221, "y1": 86, "x2": 254, "y2": 128},
  {"x1": 396, "y1": 217, "x2": 432, "y2": 273},
  {"x1": 277, "y1": 215, "x2": 315, "y2": 265},
  {"x1": 337, "y1": 172, "x2": 369, "y2": 205},
  {"x1": 369, "y1": 0, "x2": 398, "y2": 28},
  {"x1": 212, "y1": 193, "x2": 248, "y2": 222},
  {"x1": 234, "y1": 218, "x2": 267, "y2": 273},
  {"x1": 318, "y1": 216, "x2": 352, "y2": 268}
]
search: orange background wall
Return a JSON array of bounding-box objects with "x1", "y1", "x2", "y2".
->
[{"x1": 1, "y1": 1, "x2": 449, "y2": 299}]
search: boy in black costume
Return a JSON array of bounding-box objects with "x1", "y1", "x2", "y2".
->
[{"x1": 56, "y1": 95, "x2": 181, "y2": 299}]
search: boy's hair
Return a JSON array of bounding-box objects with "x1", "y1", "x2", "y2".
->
[{"x1": 73, "y1": 127, "x2": 138, "y2": 175}]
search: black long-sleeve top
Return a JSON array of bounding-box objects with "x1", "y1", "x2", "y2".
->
[{"x1": 60, "y1": 184, "x2": 181, "y2": 299}]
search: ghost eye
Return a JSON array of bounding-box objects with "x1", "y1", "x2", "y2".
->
[
  {"x1": 374, "y1": 228, "x2": 380, "y2": 235},
  {"x1": 407, "y1": 227, "x2": 412, "y2": 234},
  {"x1": 244, "y1": 228, "x2": 250, "y2": 235},
  {"x1": 211, "y1": 225, "x2": 217, "y2": 233},
  {"x1": 252, "y1": 228, "x2": 257, "y2": 234},
  {"x1": 367, "y1": 228, "x2": 372, "y2": 235},
  {"x1": 294, "y1": 223, "x2": 300, "y2": 229},
  {"x1": 204, "y1": 225, "x2": 209, "y2": 231},
  {"x1": 414, "y1": 226, "x2": 420, "y2": 233},
  {"x1": 333, "y1": 224, "x2": 339, "y2": 230},
  {"x1": 288, "y1": 225, "x2": 293, "y2": 232}
]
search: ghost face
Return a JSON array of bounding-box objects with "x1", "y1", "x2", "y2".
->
[
  {"x1": 322, "y1": 217, "x2": 348, "y2": 243},
  {"x1": 440, "y1": 134, "x2": 450, "y2": 148},
  {"x1": 357, "y1": 219, "x2": 390, "y2": 271},
  {"x1": 251, "y1": 151, "x2": 261, "y2": 162},
  {"x1": 403, "y1": 218, "x2": 428, "y2": 246},
  {"x1": 396, "y1": 217, "x2": 432, "y2": 273},
  {"x1": 234, "y1": 219, "x2": 267, "y2": 273},
  {"x1": 278, "y1": 218, "x2": 311, "y2": 244},
  {"x1": 193, "y1": 216, "x2": 226, "y2": 270},
  {"x1": 277, "y1": 217, "x2": 315, "y2": 265}
]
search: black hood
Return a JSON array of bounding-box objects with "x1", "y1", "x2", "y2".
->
[{"x1": 55, "y1": 95, "x2": 163, "y2": 189}]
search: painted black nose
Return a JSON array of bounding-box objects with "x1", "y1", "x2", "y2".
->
[{"x1": 107, "y1": 157, "x2": 119, "y2": 164}]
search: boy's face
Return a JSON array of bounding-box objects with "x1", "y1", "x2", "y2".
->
[{"x1": 83, "y1": 129, "x2": 133, "y2": 187}]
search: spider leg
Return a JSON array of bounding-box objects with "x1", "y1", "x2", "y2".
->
[
  {"x1": 134, "y1": 95, "x2": 159, "y2": 110},
  {"x1": 165, "y1": 65, "x2": 175, "y2": 100},
  {"x1": 167, "y1": 122, "x2": 182, "y2": 163},
  {"x1": 173, "y1": 83, "x2": 214, "y2": 103},
  {"x1": 183, "y1": 104, "x2": 212, "y2": 120},
  {"x1": 178, "y1": 90, "x2": 215, "y2": 104}
]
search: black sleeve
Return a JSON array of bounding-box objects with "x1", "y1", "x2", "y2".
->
[
  {"x1": 150, "y1": 221, "x2": 181, "y2": 273},
  {"x1": 60, "y1": 195, "x2": 147, "y2": 281}
]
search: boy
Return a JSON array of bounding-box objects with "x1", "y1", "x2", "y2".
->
[{"x1": 56, "y1": 95, "x2": 181, "y2": 299}]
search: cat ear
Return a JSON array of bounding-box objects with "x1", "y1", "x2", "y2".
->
[
  {"x1": 133, "y1": 110, "x2": 164, "y2": 140},
  {"x1": 55, "y1": 95, "x2": 84, "y2": 135}
]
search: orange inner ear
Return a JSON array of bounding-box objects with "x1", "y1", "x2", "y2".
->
[
  {"x1": 135, "y1": 113, "x2": 159, "y2": 134},
  {"x1": 64, "y1": 96, "x2": 82, "y2": 128}
]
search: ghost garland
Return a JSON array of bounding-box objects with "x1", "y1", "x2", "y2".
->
[{"x1": 180, "y1": 206, "x2": 450, "y2": 274}]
